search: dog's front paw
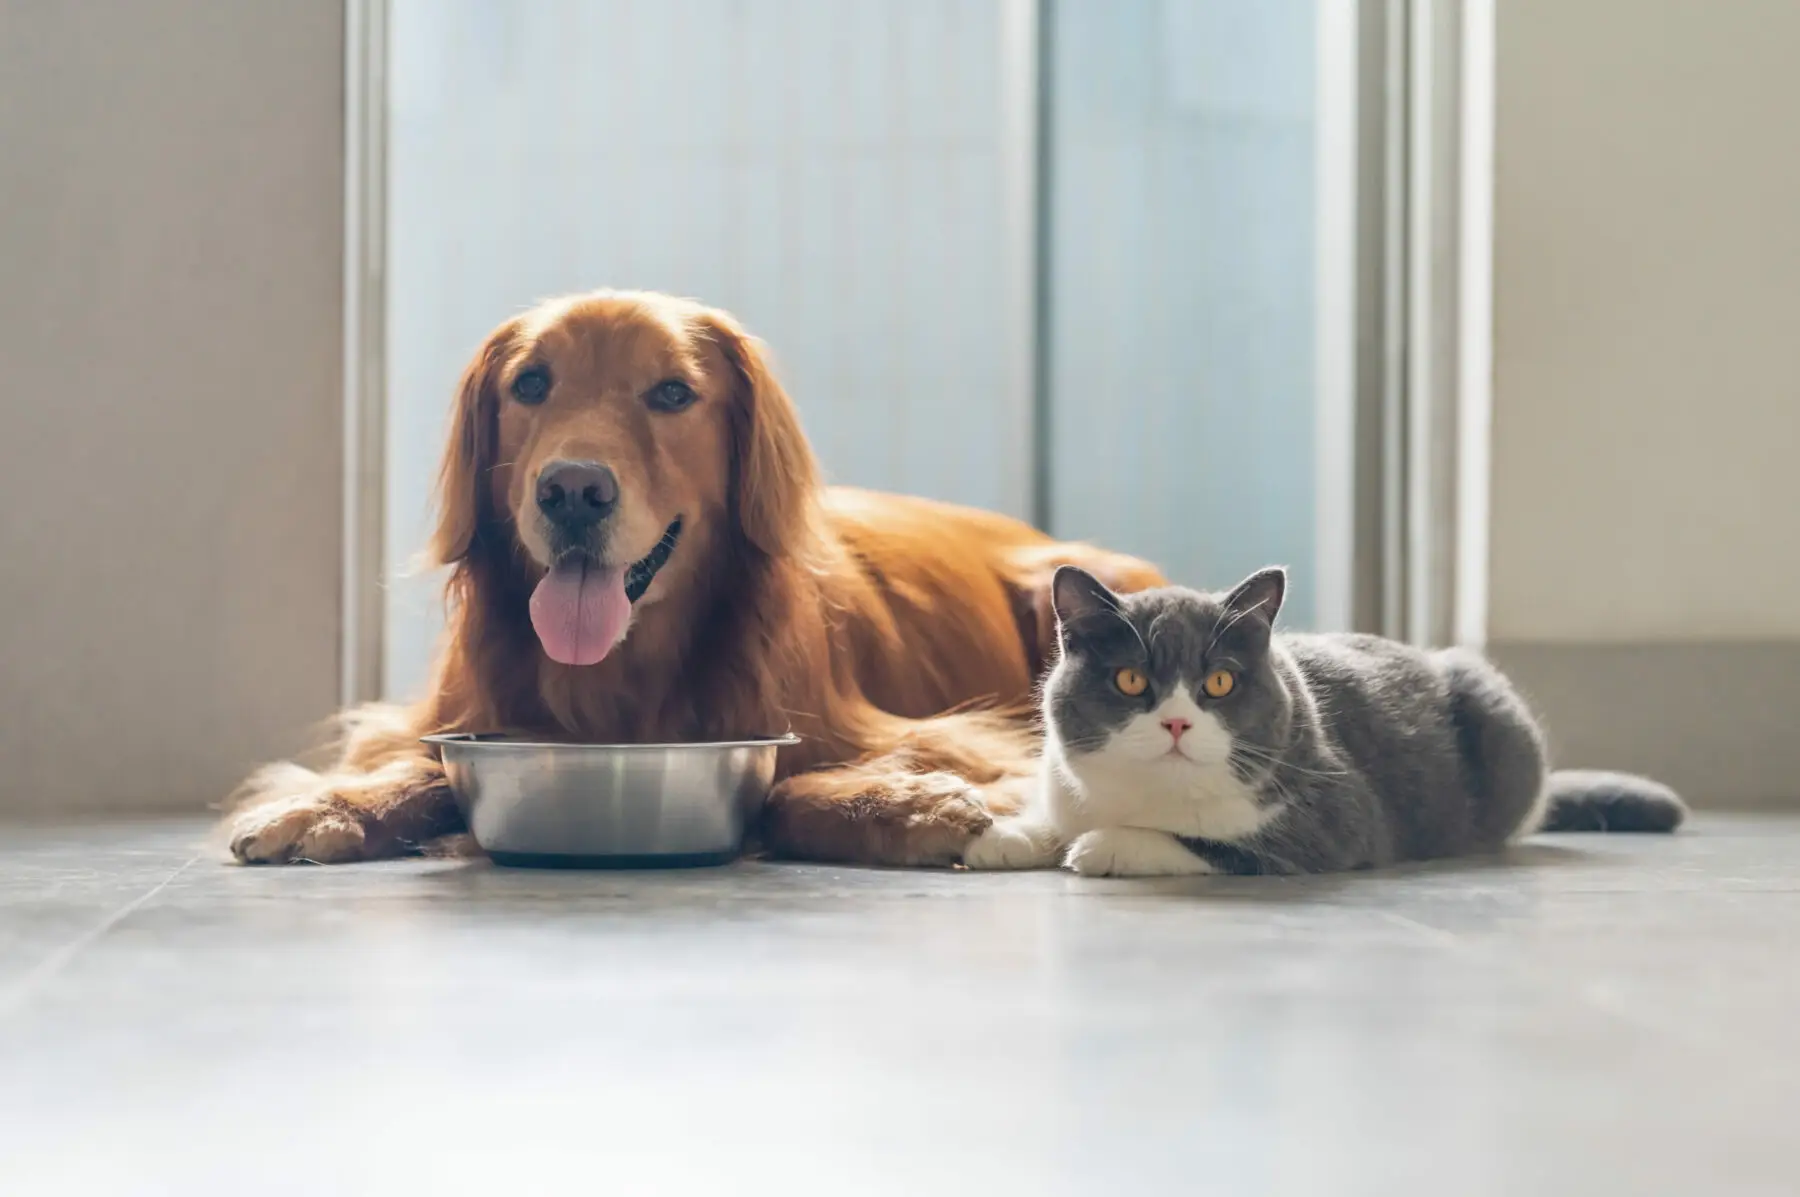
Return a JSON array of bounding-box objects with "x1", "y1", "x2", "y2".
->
[
  {"x1": 765, "y1": 768, "x2": 997, "y2": 867},
  {"x1": 1064, "y1": 828, "x2": 1213, "y2": 878},
  {"x1": 228, "y1": 792, "x2": 369, "y2": 865},
  {"x1": 889, "y1": 771, "x2": 995, "y2": 865},
  {"x1": 962, "y1": 815, "x2": 1062, "y2": 870}
]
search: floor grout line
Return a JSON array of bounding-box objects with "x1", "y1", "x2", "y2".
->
[{"x1": 0, "y1": 852, "x2": 202, "y2": 1020}]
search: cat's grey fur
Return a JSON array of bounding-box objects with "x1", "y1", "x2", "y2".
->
[{"x1": 963, "y1": 565, "x2": 1686, "y2": 877}]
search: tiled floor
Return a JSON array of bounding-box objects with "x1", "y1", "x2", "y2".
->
[{"x1": 2, "y1": 815, "x2": 1796, "y2": 1196}]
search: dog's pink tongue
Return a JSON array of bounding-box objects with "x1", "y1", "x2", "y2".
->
[{"x1": 529, "y1": 560, "x2": 631, "y2": 666}]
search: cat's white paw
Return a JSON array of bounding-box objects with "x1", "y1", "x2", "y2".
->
[
  {"x1": 962, "y1": 815, "x2": 1062, "y2": 871},
  {"x1": 1064, "y1": 828, "x2": 1214, "y2": 878}
]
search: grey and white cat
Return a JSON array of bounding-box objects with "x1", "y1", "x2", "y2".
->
[{"x1": 965, "y1": 565, "x2": 1686, "y2": 877}]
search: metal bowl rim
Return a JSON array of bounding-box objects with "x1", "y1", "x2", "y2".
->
[{"x1": 422, "y1": 732, "x2": 801, "y2": 752}]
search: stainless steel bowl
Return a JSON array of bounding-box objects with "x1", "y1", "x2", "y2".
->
[{"x1": 424, "y1": 733, "x2": 799, "y2": 868}]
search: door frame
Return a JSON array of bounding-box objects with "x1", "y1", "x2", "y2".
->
[
  {"x1": 1346, "y1": 0, "x2": 1494, "y2": 646},
  {"x1": 341, "y1": 0, "x2": 388, "y2": 706}
]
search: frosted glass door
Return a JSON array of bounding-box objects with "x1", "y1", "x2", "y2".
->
[{"x1": 1044, "y1": 0, "x2": 1327, "y2": 625}]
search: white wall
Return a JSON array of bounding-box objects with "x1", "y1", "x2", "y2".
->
[
  {"x1": 1490, "y1": 0, "x2": 1800, "y2": 644},
  {"x1": 0, "y1": 0, "x2": 345, "y2": 814}
]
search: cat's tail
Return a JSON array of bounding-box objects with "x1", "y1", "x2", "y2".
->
[{"x1": 1536, "y1": 770, "x2": 1688, "y2": 833}]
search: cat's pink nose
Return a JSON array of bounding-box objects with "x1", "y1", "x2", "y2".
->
[{"x1": 1161, "y1": 717, "x2": 1192, "y2": 742}]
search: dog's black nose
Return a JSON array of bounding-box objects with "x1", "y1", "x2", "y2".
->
[{"x1": 535, "y1": 460, "x2": 619, "y2": 529}]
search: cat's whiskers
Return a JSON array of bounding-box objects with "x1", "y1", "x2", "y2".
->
[
  {"x1": 1242, "y1": 821, "x2": 1304, "y2": 876},
  {"x1": 1225, "y1": 746, "x2": 1276, "y2": 784},
  {"x1": 1058, "y1": 732, "x2": 1113, "y2": 756},
  {"x1": 1232, "y1": 743, "x2": 1349, "y2": 782}
]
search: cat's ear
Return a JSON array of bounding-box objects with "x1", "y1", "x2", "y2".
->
[
  {"x1": 1222, "y1": 567, "x2": 1288, "y2": 636},
  {"x1": 1051, "y1": 565, "x2": 1121, "y2": 631}
]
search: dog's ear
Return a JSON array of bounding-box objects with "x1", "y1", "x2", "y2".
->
[
  {"x1": 699, "y1": 308, "x2": 821, "y2": 558},
  {"x1": 429, "y1": 318, "x2": 520, "y2": 566}
]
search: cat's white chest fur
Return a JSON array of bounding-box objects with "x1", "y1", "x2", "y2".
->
[{"x1": 964, "y1": 683, "x2": 1280, "y2": 876}]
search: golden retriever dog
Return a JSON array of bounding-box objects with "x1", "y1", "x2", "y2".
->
[{"x1": 225, "y1": 291, "x2": 1165, "y2": 866}]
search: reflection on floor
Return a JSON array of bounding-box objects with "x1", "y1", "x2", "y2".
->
[{"x1": 3, "y1": 815, "x2": 1796, "y2": 1196}]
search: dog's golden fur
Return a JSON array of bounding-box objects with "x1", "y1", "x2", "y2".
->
[{"x1": 225, "y1": 291, "x2": 1164, "y2": 866}]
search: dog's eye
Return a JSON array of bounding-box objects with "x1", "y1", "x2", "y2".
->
[
  {"x1": 645, "y1": 379, "x2": 699, "y2": 413},
  {"x1": 511, "y1": 366, "x2": 551, "y2": 406}
]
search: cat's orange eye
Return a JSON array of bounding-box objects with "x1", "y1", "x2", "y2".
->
[
  {"x1": 1203, "y1": 669, "x2": 1236, "y2": 699},
  {"x1": 1114, "y1": 668, "x2": 1149, "y2": 697}
]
